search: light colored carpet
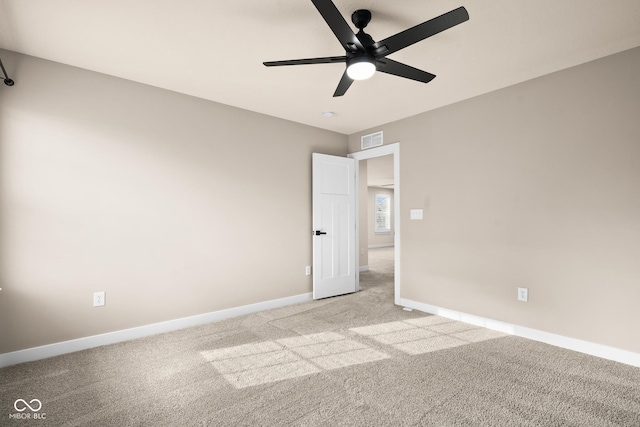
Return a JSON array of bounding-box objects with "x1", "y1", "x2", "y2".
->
[{"x1": 1, "y1": 248, "x2": 639, "y2": 426}]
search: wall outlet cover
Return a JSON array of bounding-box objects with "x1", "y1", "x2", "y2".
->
[
  {"x1": 517, "y1": 287, "x2": 529, "y2": 302},
  {"x1": 93, "y1": 291, "x2": 106, "y2": 307}
]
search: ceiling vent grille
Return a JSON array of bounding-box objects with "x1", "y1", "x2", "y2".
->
[{"x1": 361, "y1": 131, "x2": 383, "y2": 150}]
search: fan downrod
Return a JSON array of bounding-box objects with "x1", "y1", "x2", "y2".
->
[{"x1": 351, "y1": 9, "x2": 371, "y2": 31}]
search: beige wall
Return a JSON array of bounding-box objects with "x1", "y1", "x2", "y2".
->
[
  {"x1": 0, "y1": 50, "x2": 347, "y2": 353},
  {"x1": 2, "y1": 45, "x2": 639, "y2": 357},
  {"x1": 349, "y1": 47, "x2": 640, "y2": 354},
  {"x1": 368, "y1": 187, "x2": 394, "y2": 247}
]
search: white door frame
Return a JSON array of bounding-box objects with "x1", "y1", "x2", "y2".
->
[{"x1": 348, "y1": 143, "x2": 400, "y2": 305}]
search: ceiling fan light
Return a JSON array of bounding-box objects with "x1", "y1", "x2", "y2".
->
[{"x1": 346, "y1": 60, "x2": 375, "y2": 80}]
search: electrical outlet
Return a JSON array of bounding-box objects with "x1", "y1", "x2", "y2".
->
[
  {"x1": 305, "y1": 266, "x2": 312, "y2": 276},
  {"x1": 517, "y1": 287, "x2": 528, "y2": 302},
  {"x1": 93, "y1": 291, "x2": 105, "y2": 307}
]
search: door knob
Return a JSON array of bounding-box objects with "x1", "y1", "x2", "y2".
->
[{"x1": 314, "y1": 230, "x2": 327, "y2": 236}]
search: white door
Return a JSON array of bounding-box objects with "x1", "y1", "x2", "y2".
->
[{"x1": 312, "y1": 153, "x2": 357, "y2": 299}]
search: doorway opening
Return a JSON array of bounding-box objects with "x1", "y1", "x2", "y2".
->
[{"x1": 349, "y1": 143, "x2": 400, "y2": 305}]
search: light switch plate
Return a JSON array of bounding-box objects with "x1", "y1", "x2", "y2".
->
[{"x1": 410, "y1": 209, "x2": 423, "y2": 220}]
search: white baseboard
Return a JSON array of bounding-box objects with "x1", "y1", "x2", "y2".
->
[
  {"x1": 400, "y1": 298, "x2": 640, "y2": 368},
  {"x1": 0, "y1": 292, "x2": 313, "y2": 368},
  {"x1": 359, "y1": 265, "x2": 369, "y2": 272},
  {"x1": 368, "y1": 244, "x2": 394, "y2": 249}
]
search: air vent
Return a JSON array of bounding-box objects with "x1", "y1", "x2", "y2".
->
[{"x1": 361, "y1": 131, "x2": 383, "y2": 150}]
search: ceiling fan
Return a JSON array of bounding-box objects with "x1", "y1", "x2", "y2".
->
[{"x1": 263, "y1": 0, "x2": 469, "y2": 97}]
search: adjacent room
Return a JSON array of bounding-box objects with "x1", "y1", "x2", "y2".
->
[{"x1": 1, "y1": 0, "x2": 639, "y2": 424}]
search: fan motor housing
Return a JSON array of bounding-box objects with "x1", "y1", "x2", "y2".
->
[{"x1": 351, "y1": 9, "x2": 372, "y2": 30}]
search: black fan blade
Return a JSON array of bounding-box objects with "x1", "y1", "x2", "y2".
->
[
  {"x1": 264, "y1": 56, "x2": 346, "y2": 67},
  {"x1": 371, "y1": 7, "x2": 469, "y2": 58},
  {"x1": 333, "y1": 70, "x2": 353, "y2": 97},
  {"x1": 311, "y1": 0, "x2": 364, "y2": 53},
  {"x1": 376, "y1": 58, "x2": 436, "y2": 84}
]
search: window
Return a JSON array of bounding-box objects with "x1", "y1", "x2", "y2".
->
[{"x1": 374, "y1": 194, "x2": 391, "y2": 233}]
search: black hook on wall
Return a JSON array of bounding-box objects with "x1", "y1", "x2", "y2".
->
[{"x1": 0, "y1": 57, "x2": 15, "y2": 86}]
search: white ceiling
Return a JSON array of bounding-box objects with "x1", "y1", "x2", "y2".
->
[{"x1": 1, "y1": 1, "x2": 639, "y2": 135}]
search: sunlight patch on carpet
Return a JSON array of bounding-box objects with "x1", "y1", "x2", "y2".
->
[
  {"x1": 350, "y1": 316, "x2": 507, "y2": 355},
  {"x1": 312, "y1": 348, "x2": 389, "y2": 370},
  {"x1": 201, "y1": 317, "x2": 507, "y2": 388},
  {"x1": 223, "y1": 360, "x2": 320, "y2": 388},
  {"x1": 201, "y1": 332, "x2": 389, "y2": 388}
]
